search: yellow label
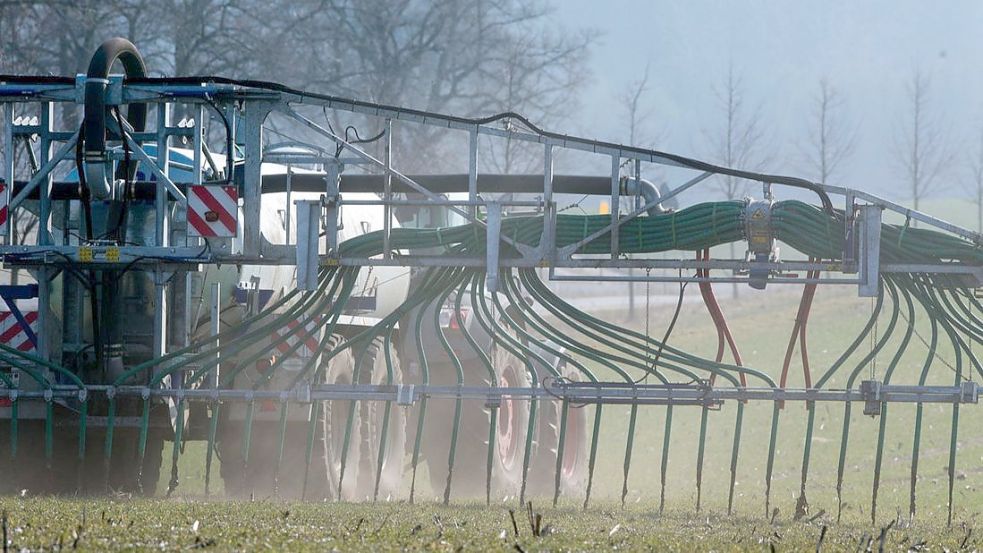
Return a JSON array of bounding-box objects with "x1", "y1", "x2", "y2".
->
[
  {"x1": 322, "y1": 257, "x2": 340, "y2": 267},
  {"x1": 106, "y1": 247, "x2": 120, "y2": 262},
  {"x1": 79, "y1": 247, "x2": 93, "y2": 263}
]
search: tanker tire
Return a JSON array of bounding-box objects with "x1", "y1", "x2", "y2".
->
[
  {"x1": 216, "y1": 341, "x2": 358, "y2": 500},
  {"x1": 0, "y1": 422, "x2": 163, "y2": 496},
  {"x1": 218, "y1": 416, "x2": 332, "y2": 500}
]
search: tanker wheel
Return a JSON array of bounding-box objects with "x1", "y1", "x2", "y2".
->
[
  {"x1": 217, "y1": 341, "x2": 356, "y2": 500},
  {"x1": 352, "y1": 338, "x2": 406, "y2": 501},
  {"x1": 0, "y1": 420, "x2": 57, "y2": 494},
  {"x1": 526, "y1": 360, "x2": 589, "y2": 498},
  {"x1": 217, "y1": 415, "x2": 331, "y2": 500},
  {"x1": 423, "y1": 342, "x2": 531, "y2": 501},
  {"x1": 0, "y1": 422, "x2": 164, "y2": 496},
  {"x1": 108, "y1": 427, "x2": 165, "y2": 497}
]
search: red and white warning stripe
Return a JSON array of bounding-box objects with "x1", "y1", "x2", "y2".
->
[
  {"x1": 0, "y1": 180, "x2": 9, "y2": 234},
  {"x1": 187, "y1": 185, "x2": 238, "y2": 237},
  {"x1": 0, "y1": 311, "x2": 38, "y2": 353},
  {"x1": 272, "y1": 317, "x2": 321, "y2": 358}
]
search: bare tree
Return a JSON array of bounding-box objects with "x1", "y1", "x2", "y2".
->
[
  {"x1": 801, "y1": 78, "x2": 855, "y2": 185},
  {"x1": 1, "y1": 0, "x2": 593, "y2": 174},
  {"x1": 705, "y1": 63, "x2": 767, "y2": 202},
  {"x1": 895, "y1": 70, "x2": 951, "y2": 212},
  {"x1": 621, "y1": 67, "x2": 650, "y2": 316},
  {"x1": 970, "y1": 126, "x2": 983, "y2": 233},
  {"x1": 284, "y1": 0, "x2": 594, "y2": 173},
  {"x1": 704, "y1": 64, "x2": 767, "y2": 297},
  {"x1": 623, "y1": 66, "x2": 651, "y2": 147}
]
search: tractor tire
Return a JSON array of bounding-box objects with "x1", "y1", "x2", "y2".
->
[
  {"x1": 352, "y1": 338, "x2": 406, "y2": 501},
  {"x1": 525, "y1": 360, "x2": 589, "y2": 499},
  {"x1": 423, "y1": 342, "x2": 531, "y2": 501}
]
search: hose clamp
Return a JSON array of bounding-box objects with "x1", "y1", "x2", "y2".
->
[
  {"x1": 744, "y1": 199, "x2": 774, "y2": 255},
  {"x1": 745, "y1": 199, "x2": 775, "y2": 290}
]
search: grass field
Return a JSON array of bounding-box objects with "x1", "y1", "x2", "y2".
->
[
  {"x1": 3, "y1": 275, "x2": 978, "y2": 550},
  {"x1": 0, "y1": 498, "x2": 978, "y2": 550}
]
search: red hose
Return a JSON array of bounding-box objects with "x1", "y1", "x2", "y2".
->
[
  {"x1": 697, "y1": 250, "x2": 726, "y2": 370},
  {"x1": 697, "y1": 249, "x2": 746, "y2": 388},
  {"x1": 778, "y1": 259, "x2": 819, "y2": 408}
]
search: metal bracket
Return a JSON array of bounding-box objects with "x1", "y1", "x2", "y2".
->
[
  {"x1": 484, "y1": 390, "x2": 502, "y2": 409},
  {"x1": 858, "y1": 204, "x2": 883, "y2": 297},
  {"x1": 323, "y1": 159, "x2": 342, "y2": 257},
  {"x1": 486, "y1": 202, "x2": 502, "y2": 293},
  {"x1": 861, "y1": 380, "x2": 882, "y2": 416},
  {"x1": 396, "y1": 384, "x2": 415, "y2": 406},
  {"x1": 961, "y1": 381, "x2": 979, "y2": 404},
  {"x1": 295, "y1": 199, "x2": 322, "y2": 291}
]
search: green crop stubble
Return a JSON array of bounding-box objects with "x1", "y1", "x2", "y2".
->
[{"x1": 0, "y1": 498, "x2": 978, "y2": 551}]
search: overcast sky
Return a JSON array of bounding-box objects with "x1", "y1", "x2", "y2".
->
[{"x1": 557, "y1": 0, "x2": 983, "y2": 204}]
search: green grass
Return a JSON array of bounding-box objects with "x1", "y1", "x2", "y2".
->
[{"x1": 0, "y1": 498, "x2": 978, "y2": 551}]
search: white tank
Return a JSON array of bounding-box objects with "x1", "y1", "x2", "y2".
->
[{"x1": 186, "y1": 159, "x2": 410, "y2": 339}]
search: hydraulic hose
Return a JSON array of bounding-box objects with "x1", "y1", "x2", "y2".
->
[{"x1": 83, "y1": 38, "x2": 147, "y2": 200}]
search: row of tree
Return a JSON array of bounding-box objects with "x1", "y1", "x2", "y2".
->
[
  {"x1": 624, "y1": 65, "x2": 983, "y2": 232},
  {"x1": 0, "y1": 2, "x2": 979, "y2": 231},
  {"x1": 0, "y1": 0, "x2": 592, "y2": 173}
]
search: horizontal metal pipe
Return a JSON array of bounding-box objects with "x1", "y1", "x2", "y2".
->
[
  {"x1": 2, "y1": 382, "x2": 976, "y2": 405},
  {"x1": 2, "y1": 173, "x2": 655, "y2": 200}
]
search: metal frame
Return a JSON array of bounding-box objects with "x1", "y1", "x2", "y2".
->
[{"x1": 0, "y1": 75, "x2": 979, "y2": 408}]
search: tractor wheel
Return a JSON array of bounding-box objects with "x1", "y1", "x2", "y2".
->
[
  {"x1": 423, "y1": 342, "x2": 531, "y2": 501},
  {"x1": 526, "y1": 360, "x2": 589, "y2": 499},
  {"x1": 352, "y1": 338, "x2": 406, "y2": 501}
]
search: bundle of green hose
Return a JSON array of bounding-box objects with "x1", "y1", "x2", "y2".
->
[{"x1": 772, "y1": 200, "x2": 983, "y2": 265}]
